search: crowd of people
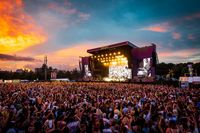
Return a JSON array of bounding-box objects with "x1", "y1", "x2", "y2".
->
[{"x1": 0, "y1": 82, "x2": 199, "y2": 133}]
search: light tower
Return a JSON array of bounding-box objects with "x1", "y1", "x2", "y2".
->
[{"x1": 44, "y1": 55, "x2": 48, "y2": 81}]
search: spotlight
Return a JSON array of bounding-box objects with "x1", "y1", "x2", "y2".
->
[{"x1": 112, "y1": 62, "x2": 117, "y2": 65}]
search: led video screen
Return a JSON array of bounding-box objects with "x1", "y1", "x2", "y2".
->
[
  {"x1": 137, "y1": 57, "x2": 151, "y2": 77},
  {"x1": 108, "y1": 65, "x2": 132, "y2": 81},
  {"x1": 84, "y1": 65, "x2": 91, "y2": 77}
]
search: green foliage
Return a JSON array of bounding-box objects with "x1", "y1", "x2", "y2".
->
[
  {"x1": 156, "y1": 62, "x2": 200, "y2": 78},
  {"x1": 0, "y1": 67, "x2": 81, "y2": 81},
  {"x1": 0, "y1": 62, "x2": 199, "y2": 80}
]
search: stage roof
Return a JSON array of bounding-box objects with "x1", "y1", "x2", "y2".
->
[{"x1": 87, "y1": 41, "x2": 138, "y2": 54}]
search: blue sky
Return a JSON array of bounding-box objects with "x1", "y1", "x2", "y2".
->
[{"x1": 0, "y1": 0, "x2": 200, "y2": 70}]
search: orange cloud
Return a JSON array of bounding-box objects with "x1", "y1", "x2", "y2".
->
[
  {"x1": 0, "y1": 41, "x2": 115, "y2": 70},
  {"x1": 0, "y1": 53, "x2": 39, "y2": 61},
  {"x1": 0, "y1": 0, "x2": 47, "y2": 54},
  {"x1": 34, "y1": 44, "x2": 93, "y2": 70},
  {"x1": 141, "y1": 23, "x2": 170, "y2": 32},
  {"x1": 0, "y1": 60, "x2": 39, "y2": 71},
  {"x1": 34, "y1": 42, "x2": 106, "y2": 70},
  {"x1": 172, "y1": 32, "x2": 181, "y2": 40}
]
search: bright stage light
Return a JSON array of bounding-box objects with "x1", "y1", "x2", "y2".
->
[
  {"x1": 103, "y1": 65, "x2": 132, "y2": 81},
  {"x1": 103, "y1": 77, "x2": 112, "y2": 82},
  {"x1": 112, "y1": 62, "x2": 117, "y2": 65},
  {"x1": 102, "y1": 53, "x2": 131, "y2": 81},
  {"x1": 101, "y1": 52, "x2": 129, "y2": 68},
  {"x1": 84, "y1": 65, "x2": 92, "y2": 77},
  {"x1": 121, "y1": 57, "x2": 127, "y2": 61}
]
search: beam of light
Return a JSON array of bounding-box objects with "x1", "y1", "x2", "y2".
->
[{"x1": 0, "y1": 0, "x2": 47, "y2": 54}]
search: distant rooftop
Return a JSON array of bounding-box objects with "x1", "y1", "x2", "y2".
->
[{"x1": 87, "y1": 41, "x2": 138, "y2": 54}]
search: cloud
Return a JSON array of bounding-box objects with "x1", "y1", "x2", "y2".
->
[
  {"x1": 33, "y1": 1, "x2": 90, "y2": 32},
  {"x1": 188, "y1": 34, "x2": 195, "y2": 40},
  {"x1": 38, "y1": 44, "x2": 92, "y2": 70},
  {"x1": 23, "y1": 63, "x2": 41, "y2": 70},
  {"x1": 172, "y1": 32, "x2": 181, "y2": 40},
  {"x1": 0, "y1": 0, "x2": 47, "y2": 54},
  {"x1": 47, "y1": 2, "x2": 77, "y2": 15},
  {"x1": 34, "y1": 42, "x2": 106, "y2": 70},
  {"x1": 140, "y1": 23, "x2": 171, "y2": 32},
  {"x1": 188, "y1": 53, "x2": 200, "y2": 63},
  {"x1": 0, "y1": 60, "x2": 41, "y2": 71},
  {"x1": 35, "y1": 11, "x2": 70, "y2": 32},
  {"x1": 184, "y1": 12, "x2": 200, "y2": 20},
  {"x1": 0, "y1": 53, "x2": 42, "y2": 71},
  {"x1": 0, "y1": 54, "x2": 40, "y2": 62},
  {"x1": 78, "y1": 12, "x2": 90, "y2": 20},
  {"x1": 158, "y1": 48, "x2": 200, "y2": 63}
]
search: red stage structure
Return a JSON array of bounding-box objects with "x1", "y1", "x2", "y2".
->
[{"x1": 80, "y1": 41, "x2": 158, "y2": 82}]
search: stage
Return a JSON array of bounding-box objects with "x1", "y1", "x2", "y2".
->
[{"x1": 80, "y1": 41, "x2": 158, "y2": 82}]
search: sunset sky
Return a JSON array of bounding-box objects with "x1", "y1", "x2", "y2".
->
[{"x1": 0, "y1": 0, "x2": 200, "y2": 71}]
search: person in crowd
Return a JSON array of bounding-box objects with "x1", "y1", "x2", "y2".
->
[{"x1": 0, "y1": 82, "x2": 199, "y2": 133}]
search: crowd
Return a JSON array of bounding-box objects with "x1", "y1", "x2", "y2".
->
[{"x1": 0, "y1": 82, "x2": 199, "y2": 133}]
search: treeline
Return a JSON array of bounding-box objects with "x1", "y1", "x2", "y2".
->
[
  {"x1": 0, "y1": 62, "x2": 199, "y2": 80},
  {"x1": 0, "y1": 66, "x2": 81, "y2": 81},
  {"x1": 157, "y1": 62, "x2": 200, "y2": 79}
]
